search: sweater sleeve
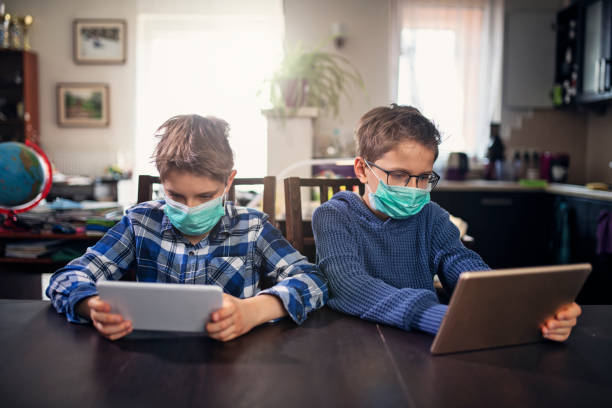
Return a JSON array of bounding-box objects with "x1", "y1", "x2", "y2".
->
[
  {"x1": 312, "y1": 204, "x2": 447, "y2": 335},
  {"x1": 429, "y1": 206, "x2": 491, "y2": 296}
]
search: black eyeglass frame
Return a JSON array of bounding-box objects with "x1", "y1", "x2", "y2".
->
[{"x1": 365, "y1": 160, "x2": 441, "y2": 190}]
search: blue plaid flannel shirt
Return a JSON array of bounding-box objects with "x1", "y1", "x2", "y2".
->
[{"x1": 46, "y1": 200, "x2": 328, "y2": 325}]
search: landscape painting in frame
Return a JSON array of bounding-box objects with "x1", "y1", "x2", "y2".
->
[
  {"x1": 57, "y1": 83, "x2": 109, "y2": 127},
  {"x1": 73, "y1": 19, "x2": 126, "y2": 64}
]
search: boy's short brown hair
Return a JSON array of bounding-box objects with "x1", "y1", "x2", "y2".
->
[
  {"x1": 355, "y1": 104, "x2": 441, "y2": 162},
  {"x1": 153, "y1": 114, "x2": 234, "y2": 182}
]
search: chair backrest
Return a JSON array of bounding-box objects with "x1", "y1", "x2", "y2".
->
[
  {"x1": 283, "y1": 177, "x2": 364, "y2": 254},
  {"x1": 137, "y1": 175, "x2": 277, "y2": 223}
]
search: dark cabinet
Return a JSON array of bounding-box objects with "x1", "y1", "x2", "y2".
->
[
  {"x1": 578, "y1": 0, "x2": 612, "y2": 103},
  {"x1": 0, "y1": 232, "x2": 98, "y2": 300},
  {"x1": 431, "y1": 191, "x2": 554, "y2": 269},
  {"x1": 0, "y1": 50, "x2": 39, "y2": 143},
  {"x1": 554, "y1": 0, "x2": 612, "y2": 106},
  {"x1": 557, "y1": 195, "x2": 612, "y2": 304},
  {"x1": 433, "y1": 189, "x2": 611, "y2": 304},
  {"x1": 554, "y1": 3, "x2": 582, "y2": 106}
]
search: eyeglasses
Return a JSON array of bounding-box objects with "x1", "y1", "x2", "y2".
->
[{"x1": 365, "y1": 160, "x2": 440, "y2": 190}]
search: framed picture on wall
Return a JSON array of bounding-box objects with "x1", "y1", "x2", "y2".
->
[
  {"x1": 57, "y1": 83, "x2": 110, "y2": 127},
  {"x1": 73, "y1": 19, "x2": 126, "y2": 64}
]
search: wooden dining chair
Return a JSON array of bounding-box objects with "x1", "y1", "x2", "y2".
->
[
  {"x1": 137, "y1": 175, "x2": 277, "y2": 224},
  {"x1": 283, "y1": 177, "x2": 364, "y2": 258}
]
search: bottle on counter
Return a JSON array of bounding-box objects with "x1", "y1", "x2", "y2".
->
[
  {"x1": 520, "y1": 150, "x2": 530, "y2": 180},
  {"x1": 511, "y1": 150, "x2": 521, "y2": 181},
  {"x1": 485, "y1": 123, "x2": 505, "y2": 180},
  {"x1": 540, "y1": 151, "x2": 552, "y2": 181},
  {"x1": 527, "y1": 151, "x2": 540, "y2": 180},
  {"x1": 550, "y1": 153, "x2": 570, "y2": 183}
]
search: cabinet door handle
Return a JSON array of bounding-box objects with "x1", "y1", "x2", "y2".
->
[
  {"x1": 599, "y1": 58, "x2": 606, "y2": 93},
  {"x1": 605, "y1": 59, "x2": 611, "y2": 92},
  {"x1": 595, "y1": 59, "x2": 600, "y2": 93},
  {"x1": 481, "y1": 198, "x2": 514, "y2": 206}
]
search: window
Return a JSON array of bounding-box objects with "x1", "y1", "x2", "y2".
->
[
  {"x1": 133, "y1": 13, "x2": 283, "y2": 181},
  {"x1": 391, "y1": 0, "x2": 504, "y2": 158}
]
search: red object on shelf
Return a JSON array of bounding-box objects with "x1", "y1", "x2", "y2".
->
[
  {"x1": 540, "y1": 151, "x2": 552, "y2": 181},
  {"x1": 0, "y1": 231, "x2": 97, "y2": 240}
]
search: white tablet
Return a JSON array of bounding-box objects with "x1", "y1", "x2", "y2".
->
[
  {"x1": 430, "y1": 263, "x2": 591, "y2": 355},
  {"x1": 96, "y1": 280, "x2": 223, "y2": 333}
]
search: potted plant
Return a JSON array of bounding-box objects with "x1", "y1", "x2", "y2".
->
[{"x1": 264, "y1": 43, "x2": 366, "y2": 118}]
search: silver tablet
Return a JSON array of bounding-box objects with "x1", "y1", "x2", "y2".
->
[
  {"x1": 96, "y1": 280, "x2": 223, "y2": 333},
  {"x1": 430, "y1": 263, "x2": 591, "y2": 355}
]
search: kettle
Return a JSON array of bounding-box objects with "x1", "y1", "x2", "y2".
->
[{"x1": 446, "y1": 152, "x2": 469, "y2": 180}]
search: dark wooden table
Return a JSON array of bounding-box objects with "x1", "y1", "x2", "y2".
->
[{"x1": 1, "y1": 300, "x2": 611, "y2": 408}]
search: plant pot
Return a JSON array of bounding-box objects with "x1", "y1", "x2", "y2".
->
[{"x1": 280, "y1": 78, "x2": 308, "y2": 108}]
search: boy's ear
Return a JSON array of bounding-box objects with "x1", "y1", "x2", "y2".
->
[
  {"x1": 354, "y1": 157, "x2": 368, "y2": 184},
  {"x1": 226, "y1": 170, "x2": 237, "y2": 190}
]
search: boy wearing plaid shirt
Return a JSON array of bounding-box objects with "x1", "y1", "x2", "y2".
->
[{"x1": 47, "y1": 114, "x2": 328, "y2": 341}]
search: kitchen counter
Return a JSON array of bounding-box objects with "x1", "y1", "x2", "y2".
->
[{"x1": 437, "y1": 180, "x2": 612, "y2": 202}]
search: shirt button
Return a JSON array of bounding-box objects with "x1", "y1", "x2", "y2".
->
[{"x1": 189, "y1": 251, "x2": 194, "y2": 256}]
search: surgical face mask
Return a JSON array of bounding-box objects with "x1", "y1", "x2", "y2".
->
[
  {"x1": 365, "y1": 162, "x2": 431, "y2": 219},
  {"x1": 163, "y1": 188, "x2": 226, "y2": 236}
]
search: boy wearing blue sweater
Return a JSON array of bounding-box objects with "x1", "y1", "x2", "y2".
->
[{"x1": 312, "y1": 104, "x2": 581, "y2": 341}]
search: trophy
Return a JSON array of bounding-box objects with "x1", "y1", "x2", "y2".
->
[
  {"x1": 1, "y1": 12, "x2": 9, "y2": 48},
  {"x1": 21, "y1": 15, "x2": 33, "y2": 50},
  {"x1": 9, "y1": 15, "x2": 22, "y2": 49},
  {"x1": 0, "y1": 1, "x2": 34, "y2": 50}
]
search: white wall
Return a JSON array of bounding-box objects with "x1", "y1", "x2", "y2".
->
[
  {"x1": 7, "y1": 0, "x2": 282, "y2": 177},
  {"x1": 283, "y1": 0, "x2": 392, "y2": 157},
  {"x1": 7, "y1": 0, "x2": 138, "y2": 177}
]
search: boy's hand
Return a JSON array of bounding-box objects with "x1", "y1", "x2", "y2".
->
[
  {"x1": 77, "y1": 295, "x2": 133, "y2": 341},
  {"x1": 206, "y1": 294, "x2": 258, "y2": 342},
  {"x1": 541, "y1": 302, "x2": 582, "y2": 342}
]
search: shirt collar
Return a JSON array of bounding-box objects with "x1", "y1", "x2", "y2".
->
[{"x1": 215, "y1": 200, "x2": 238, "y2": 235}]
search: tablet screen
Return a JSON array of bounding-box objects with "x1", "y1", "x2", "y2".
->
[{"x1": 96, "y1": 280, "x2": 223, "y2": 333}]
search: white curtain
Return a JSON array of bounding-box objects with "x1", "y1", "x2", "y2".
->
[
  {"x1": 133, "y1": 2, "x2": 284, "y2": 182},
  {"x1": 390, "y1": 0, "x2": 504, "y2": 158}
]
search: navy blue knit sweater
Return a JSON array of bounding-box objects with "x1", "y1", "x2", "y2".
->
[{"x1": 312, "y1": 191, "x2": 490, "y2": 334}]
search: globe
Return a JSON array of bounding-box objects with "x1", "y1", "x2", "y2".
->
[{"x1": 0, "y1": 141, "x2": 52, "y2": 218}]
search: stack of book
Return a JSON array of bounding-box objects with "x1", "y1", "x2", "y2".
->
[
  {"x1": 4, "y1": 240, "x2": 66, "y2": 259},
  {"x1": 85, "y1": 218, "x2": 119, "y2": 236}
]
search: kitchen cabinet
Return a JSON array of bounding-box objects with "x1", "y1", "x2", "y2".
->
[
  {"x1": 554, "y1": 0, "x2": 612, "y2": 106},
  {"x1": 578, "y1": 0, "x2": 612, "y2": 103},
  {"x1": 554, "y1": 2, "x2": 582, "y2": 106},
  {"x1": 505, "y1": 11, "x2": 556, "y2": 107},
  {"x1": 432, "y1": 187, "x2": 611, "y2": 304},
  {"x1": 431, "y1": 190, "x2": 554, "y2": 269},
  {"x1": 0, "y1": 50, "x2": 39, "y2": 143},
  {"x1": 555, "y1": 195, "x2": 612, "y2": 304}
]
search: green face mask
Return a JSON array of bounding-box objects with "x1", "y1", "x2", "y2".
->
[
  {"x1": 163, "y1": 189, "x2": 226, "y2": 236},
  {"x1": 366, "y1": 162, "x2": 431, "y2": 219}
]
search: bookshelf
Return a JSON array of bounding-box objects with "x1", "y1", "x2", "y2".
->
[
  {"x1": 0, "y1": 49, "x2": 39, "y2": 143},
  {"x1": 0, "y1": 231, "x2": 99, "y2": 299}
]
